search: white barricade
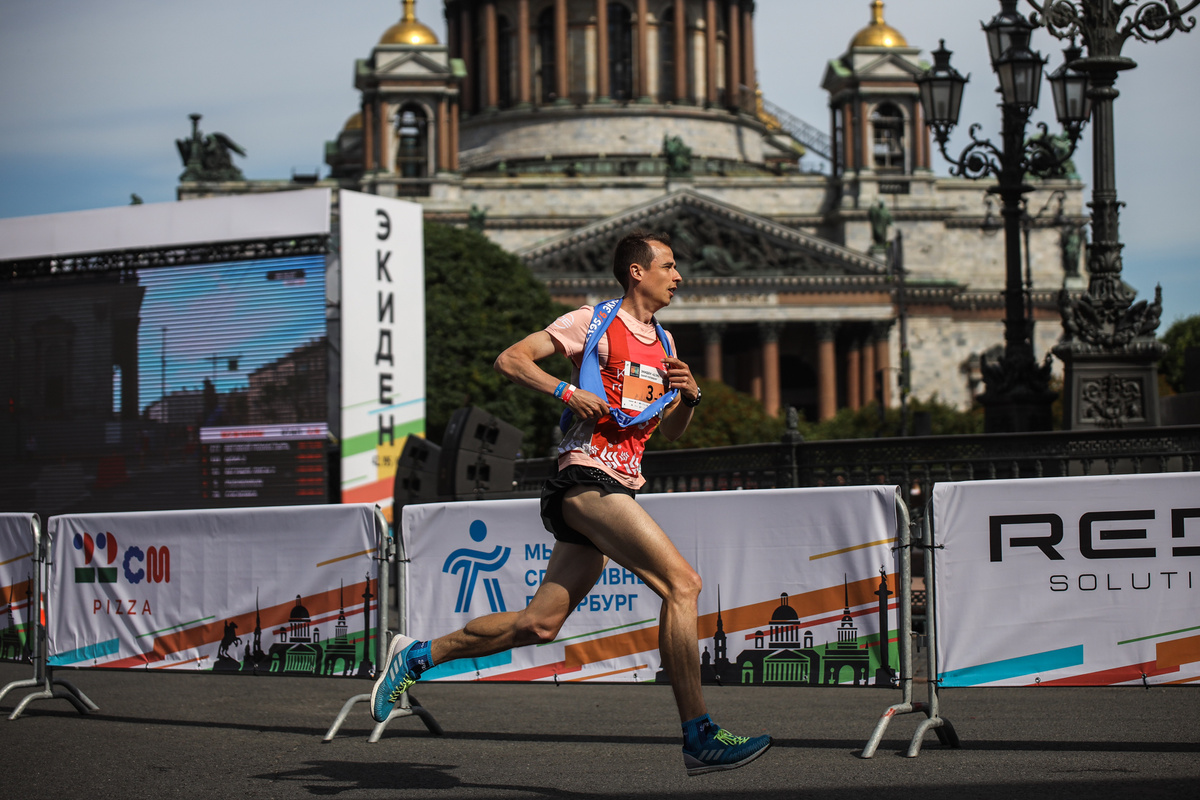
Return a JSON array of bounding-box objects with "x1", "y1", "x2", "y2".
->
[
  {"x1": 46, "y1": 504, "x2": 384, "y2": 675},
  {"x1": 0, "y1": 513, "x2": 36, "y2": 666},
  {"x1": 933, "y1": 473, "x2": 1200, "y2": 687},
  {"x1": 0, "y1": 512, "x2": 97, "y2": 719},
  {"x1": 402, "y1": 486, "x2": 903, "y2": 687}
]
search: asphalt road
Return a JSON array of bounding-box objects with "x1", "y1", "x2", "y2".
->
[{"x1": 1, "y1": 662, "x2": 1197, "y2": 799}]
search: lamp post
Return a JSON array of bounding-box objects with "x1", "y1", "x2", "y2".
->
[
  {"x1": 918, "y1": 0, "x2": 1093, "y2": 432},
  {"x1": 1028, "y1": 0, "x2": 1197, "y2": 429}
]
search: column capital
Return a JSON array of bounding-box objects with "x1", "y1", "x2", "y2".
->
[
  {"x1": 815, "y1": 321, "x2": 838, "y2": 342},
  {"x1": 870, "y1": 320, "x2": 894, "y2": 339},
  {"x1": 757, "y1": 320, "x2": 785, "y2": 342},
  {"x1": 701, "y1": 321, "x2": 727, "y2": 343}
]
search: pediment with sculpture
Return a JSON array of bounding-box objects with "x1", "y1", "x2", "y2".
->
[{"x1": 519, "y1": 190, "x2": 885, "y2": 283}]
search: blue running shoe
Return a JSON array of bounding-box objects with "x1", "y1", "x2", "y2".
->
[
  {"x1": 682, "y1": 725, "x2": 773, "y2": 776},
  {"x1": 370, "y1": 634, "x2": 422, "y2": 723}
]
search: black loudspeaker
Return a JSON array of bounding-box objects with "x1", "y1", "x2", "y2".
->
[
  {"x1": 393, "y1": 436, "x2": 442, "y2": 509},
  {"x1": 437, "y1": 407, "x2": 524, "y2": 499}
]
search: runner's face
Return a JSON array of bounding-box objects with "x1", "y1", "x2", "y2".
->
[{"x1": 641, "y1": 242, "x2": 681, "y2": 306}]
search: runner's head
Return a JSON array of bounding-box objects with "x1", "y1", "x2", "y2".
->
[{"x1": 613, "y1": 231, "x2": 673, "y2": 291}]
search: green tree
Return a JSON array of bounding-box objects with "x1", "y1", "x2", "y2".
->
[
  {"x1": 646, "y1": 378, "x2": 784, "y2": 450},
  {"x1": 1158, "y1": 314, "x2": 1200, "y2": 394},
  {"x1": 423, "y1": 222, "x2": 569, "y2": 456},
  {"x1": 799, "y1": 396, "x2": 983, "y2": 441}
]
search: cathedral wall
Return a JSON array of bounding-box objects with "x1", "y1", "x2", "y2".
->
[{"x1": 459, "y1": 109, "x2": 767, "y2": 169}]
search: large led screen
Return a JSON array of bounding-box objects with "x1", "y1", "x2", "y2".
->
[{"x1": 0, "y1": 253, "x2": 329, "y2": 521}]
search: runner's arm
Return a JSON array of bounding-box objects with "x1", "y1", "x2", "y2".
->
[
  {"x1": 658, "y1": 355, "x2": 698, "y2": 441},
  {"x1": 494, "y1": 332, "x2": 609, "y2": 420}
]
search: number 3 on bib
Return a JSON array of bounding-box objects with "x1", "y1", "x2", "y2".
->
[{"x1": 621, "y1": 361, "x2": 667, "y2": 414}]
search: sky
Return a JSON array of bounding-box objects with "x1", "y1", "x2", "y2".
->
[{"x1": 1, "y1": 0, "x2": 1197, "y2": 326}]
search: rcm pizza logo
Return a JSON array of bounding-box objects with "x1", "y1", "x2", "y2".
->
[{"x1": 72, "y1": 531, "x2": 171, "y2": 585}]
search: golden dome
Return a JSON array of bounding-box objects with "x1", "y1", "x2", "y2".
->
[
  {"x1": 380, "y1": 0, "x2": 439, "y2": 46},
  {"x1": 850, "y1": 1, "x2": 908, "y2": 48},
  {"x1": 343, "y1": 112, "x2": 362, "y2": 132}
]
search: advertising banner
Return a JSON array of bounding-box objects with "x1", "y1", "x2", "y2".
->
[
  {"x1": 0, "y1": 514, "x2": 37, "y2": 663},
  {"x1": 47, "y1": 504, "x2": 382, "y2": 677},
  {"x1": 403, "y1": 486, "x2": 901, "y2": 686},
  {"x1": 933, "y1": 473, "x2": 1200, "y2": 687},
  {"x1": 339, "y1": 191, "x2": 425, "y2": 520}
]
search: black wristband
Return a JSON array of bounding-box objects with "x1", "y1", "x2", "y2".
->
[{"x1": 682, "y1": 388, "x2": 702, "y2": 408}]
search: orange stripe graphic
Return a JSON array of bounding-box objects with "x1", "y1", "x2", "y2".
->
[
  {"x1": 1157, "y1": 635, "x2": 1200, "y2": 669},
  {"x1": 562, "y1": 574, "x2": 895, "y2": 668},
  {"x1": 343, "y1": 477, "x2": 393, "y2": 505},
  {"x1": 566, "y1": 664, "x2": 649, "y2": 682},
  {"x1": 103, "y1": 581, "x2": 375, "y2": 668}
]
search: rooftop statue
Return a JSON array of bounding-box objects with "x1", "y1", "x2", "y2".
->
[{"x1": 177, "y1": 113, "x2": 247, "y2": 182}]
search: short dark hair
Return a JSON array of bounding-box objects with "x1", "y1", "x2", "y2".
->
[{"x1": 612, "y1": 230, "x2": 672, "y2": 289}]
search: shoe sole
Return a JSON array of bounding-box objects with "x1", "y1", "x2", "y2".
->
[
  {"x1": 685, "y1": 738, "x2": 773, "y2": 776},
  {"x1": 369, "y1": 633, "x2": 416, "y2": 723}
]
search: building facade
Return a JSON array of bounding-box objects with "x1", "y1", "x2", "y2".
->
[{"x1": 181, "y1": 0, "x2": 1088, "y2": 423}]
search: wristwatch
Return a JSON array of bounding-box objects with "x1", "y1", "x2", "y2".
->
[{"x1": 682, "y1": 388, "x2": 702, "y2": 408}]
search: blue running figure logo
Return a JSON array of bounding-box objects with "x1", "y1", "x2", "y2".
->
[{"x1": 443, "y1": 520, "x2": 510, "y2": 613}]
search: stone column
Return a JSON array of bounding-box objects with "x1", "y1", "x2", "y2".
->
[
  {"x1": 484, "y1": 1, "x2": 499, "y2": 110},
  {"x1": 460, "y1": 6, "x2": 475, "y2": 114},
  {"x1": 705, "y1": 0, "x2": 718, "y2": 106},
  {"x1": 596, "y1": 0, "x2": 610, "y2": 101},
  {"x1": 636, "y1": 0, "x2": 650, "y2": 101},
  {"x1": 843, "y1": 102, "x2": 855, "y2": 170},
  {"x1": 741, "y1": 0, "x2": 755, "y2": 92},
  {"x1": 674, "y1": 0, "x2": 686, "y2": 102},
  {"x1": 861, "y1": 329, "x2": 876, "y2": 407},
  {"x1": 727, "y1": 0, "x2": 741, "y2": 108},
  {"x1": 702, "y1": 322, "x2": 725, "y2": 383},
  {"x1": 362, "y1": 102, "x2": 375, "y2": 172},
  {"x1": 450, "y1": 96, "x2": 460, "y2": 171},
  {"x1": 760, "y1": 322, "x2": 782, "y2": 418},
  {"x1": 555, "y1": 0, "x2": 569, "y2": 102},
  {"x1": 860, "y1": 99, "x2": 871, "y2": 171},
  {"x1": 437, "y1": 98, "x2": 449, "y2": 171},
  {"x1": 517, "y1": 0, "x2": 531, "y2": 106},
  {"x1": 846, "y1": 337, "x2": 861, "y2": 412},
  {"x1": 874, "y1": 321, "x2": 893, "y2": 408},
  {"x1": 816, "y1": 322, "x2": 837, "y2": 422},
  {"x1": 378, "y1": 100, "x2": 391, "y2": 173}
]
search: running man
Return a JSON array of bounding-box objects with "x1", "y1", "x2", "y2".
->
[{"x1": 371, "y1": 231, "x2": 772, "y2": 776}]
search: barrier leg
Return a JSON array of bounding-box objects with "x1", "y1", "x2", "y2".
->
[
  {"x1": 367, "y1": 690, "x2": 444, "y2": 742},
  {"x1": 0, "y1": 676, "x2": 40, "y2": 707},
  {"x1": 861, "y1": 494, "x2": 915, "y2": 759},
  {"x1": 905, "y1": 508, "x2": 958, "y2": 758},
  {"x1": 51, "y1": 675, "x2": 98, "y2": 711}
]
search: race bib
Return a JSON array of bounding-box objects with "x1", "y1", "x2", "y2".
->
[{"x1": 620, "y1": 361, "x2": 667, "y2": 414}]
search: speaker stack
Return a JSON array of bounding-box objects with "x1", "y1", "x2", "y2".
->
[{"x1": 435, "y1": 407, "x2": 525, "y2": 501}]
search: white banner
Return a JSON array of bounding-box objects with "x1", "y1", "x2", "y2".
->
[
  {"x1": 339, "y1": 191, "x2": 425, "y2": 521},
  {"x1": 403, "y1": 486, "x2": 902, "y2": 686},
  {"x1": 47, "y1": 505, "x2": 382, "y2": 677},
  {"x1": 933, "y1": 473, "x2": 1200, "y2": 687},
  {"x1": 0, "y1": 514, "x2": 37, "y2": 663}
]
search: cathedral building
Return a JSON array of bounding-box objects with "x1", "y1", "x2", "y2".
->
[{"x1": 181, "y1": 0, "x2": 1087, "y2": 424}]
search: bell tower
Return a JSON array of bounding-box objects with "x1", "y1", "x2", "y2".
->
[
  {"x1": 330, "y1": 1, "x2": 463, "y2": 197},
  {"x1": 822, "y1": 2, "x2": 931, "y2": 188}
]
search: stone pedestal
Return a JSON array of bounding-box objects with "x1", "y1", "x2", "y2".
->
[{"x1": 1056, "y1": 345, "x2": 1164, "y2": 430}]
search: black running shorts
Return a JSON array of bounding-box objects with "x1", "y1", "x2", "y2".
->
[{"x1": 540, "y1": 465, "x2": 637, "y2": 550}]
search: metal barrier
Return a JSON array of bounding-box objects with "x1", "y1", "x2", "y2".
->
[{"x1": 0, "y1": 512, "x2": 97, "y2": 719}]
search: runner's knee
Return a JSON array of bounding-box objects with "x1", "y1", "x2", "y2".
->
[{"x1": 515, "y1": 611, "x2": 564, "y2": 645}]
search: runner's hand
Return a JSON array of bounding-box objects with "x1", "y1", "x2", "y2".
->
[
  {"x1": 661, "y1": 356, "x2": 699, "y2": 404},
  {"x1": 567, "y1": 388, "x2": 610, "y2": 420}
]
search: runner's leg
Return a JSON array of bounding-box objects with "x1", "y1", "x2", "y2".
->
[
  {"x1": 429, "y1": 540, "x2": 606, "y2": 664},
  {"x1": 560, "y1": 487, "x2": 705, "y2": 722}
]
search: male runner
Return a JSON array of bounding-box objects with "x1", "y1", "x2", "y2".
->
[{"x1": 370, "y1": 231, "x2": 772, "y2": 776}]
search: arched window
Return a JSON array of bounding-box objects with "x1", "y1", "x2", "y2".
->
[
  {"x1": 608, "y1": 3, "x2": 634, "y2": 101},
  {"x1": 659, "y1": 6, "x2": 676, "y2": 102},
  {"x1": 872, "y1": 102, "x2": 906, "y2": 173},
  {"x1": 395, "y1": 105, "x2": 428, "y2": 178},
  {"x1": 497, "y1": 15, "x2": 513, "y2": 108},
  {"x1": 536, "y1": 7, "x2": 557, "y2": 103}
]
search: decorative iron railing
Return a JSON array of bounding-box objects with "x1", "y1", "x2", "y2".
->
[{"x1": 512, "y1": 424, "x2": 1200, "y2": 517}]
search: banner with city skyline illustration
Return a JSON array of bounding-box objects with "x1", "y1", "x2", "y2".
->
[
  {"x1": 339, "y1": 191, "x2": 425, "y2": 523},
  {"x1": 402, "y1": 486, "x2": 903, "y2": 686},
  {"x1": 46, "y1": 504, "x2": 383, "y2": 677},
  {"x1": 0, "y1": 514, "x2": 38, "y2": 664},
  {"x1": 934, "y1": 473, "x2": 1200, "y2": 688}
]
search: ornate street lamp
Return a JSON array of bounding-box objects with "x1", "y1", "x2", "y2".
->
[
  {"x1": 917, "y1": 0, "x2": 1090, "y2": 432},
  {"x1": 1028, "y1": 0, "x2": 1198, "y2": 429}
]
